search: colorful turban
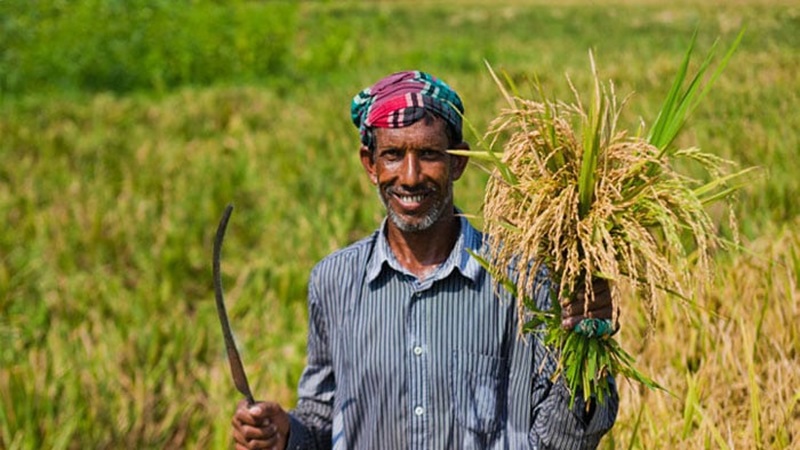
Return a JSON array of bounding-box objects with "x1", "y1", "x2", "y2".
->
[{"x1": 350, "y1": 71, "x2": 464, "y2": 149}]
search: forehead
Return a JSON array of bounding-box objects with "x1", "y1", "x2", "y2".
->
[{"x1": 374, "y1": 116, "x2": 450, "y2": 149}]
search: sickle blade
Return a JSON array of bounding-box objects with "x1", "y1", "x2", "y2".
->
[{"x1": 213, "y1": 203, "x2": 255, "y2": 405}]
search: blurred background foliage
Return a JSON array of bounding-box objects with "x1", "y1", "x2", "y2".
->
[{"x1": 1, "y1": 0, "x2": 298, "y2": 94}]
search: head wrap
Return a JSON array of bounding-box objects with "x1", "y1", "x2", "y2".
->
[{"x1": 350, "y1": 71, "x2": 464, "y2": 149}]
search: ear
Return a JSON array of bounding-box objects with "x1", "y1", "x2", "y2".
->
[
  {"x1": 449, "y1": 141, "x2": 470, "y2": 181},
  {"x1": 359, "y1": 145, "x2": 378, "y2": 185}
]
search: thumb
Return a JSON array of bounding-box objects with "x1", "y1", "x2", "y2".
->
[{"x1": 248, "y1": 403, "x2": 264, "y2": 417}]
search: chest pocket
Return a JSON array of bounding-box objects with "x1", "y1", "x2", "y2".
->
[{"x1": 450, "y1": 350, "x2": 508, "y2": 435}]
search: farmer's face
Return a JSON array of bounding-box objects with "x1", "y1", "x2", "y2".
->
[{"x1": 361, "y1": 117, "x2": 468, "y2": 233}]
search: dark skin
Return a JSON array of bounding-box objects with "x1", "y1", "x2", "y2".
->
[
  {"x1": 232, "y1": 402, "x2": 288, "y2": 450},
  {"x1": 561, "y1": 277, "x2": 616, "y2": 330},
  {"x1": 362, "y1": 118, "x2": 469, "y2": 279},
  {"x1": 230, "y1": 117, "x2": 614, "y2": 450}
]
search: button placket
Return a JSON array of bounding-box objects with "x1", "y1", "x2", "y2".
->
[{"x1": 407, "y1": 287, "x2": 428, "y2": 448}]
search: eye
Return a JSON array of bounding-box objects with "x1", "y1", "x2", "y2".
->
[
  {"x1": 419, "y1": 149, "x2": 445, "y2": 161},
  {"x1": 380, "y1": 148, "x2": 403, "y2": 161}
]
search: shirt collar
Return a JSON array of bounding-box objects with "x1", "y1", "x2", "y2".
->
[{"x1": 366, "y1": 212, "x2": 484, "y2": 284}]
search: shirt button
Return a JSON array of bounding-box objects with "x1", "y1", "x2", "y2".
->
[
  {"x1": 414, "y1": 406, "x2": 425, "y2": 416},
  {"x1": 413, "y1": 346, "x2": 423, "y2": 356}
]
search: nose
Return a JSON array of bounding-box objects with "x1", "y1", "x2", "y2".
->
[{"x1": 399, "y1": 152, "x2": 424, "y2": 187}]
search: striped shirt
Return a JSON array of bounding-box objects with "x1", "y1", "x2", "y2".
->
[{"x1": 286, "y1": 215, "x2": 618, "y2": 449}]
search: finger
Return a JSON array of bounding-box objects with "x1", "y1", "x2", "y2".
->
[
  {"x1": 233, "y1": 426, "x2": 279, "y2": 449},
  {"x1": 561, "y1": 315, "x2": 583, "y2": 330},
  {"x1": 232, "y1": 416, "x2": 276, "y2": 443},
  {"x1": 233, "y1": 403, "x2": 254, "y2": 426},
  {"x1": 243, "y1": 422, "x2": 278, "y2": 441},
  {"x1": 233, "y1": 422, "x2": 271, "y2": 443},
  {"x1": 561, "y1": 300, "x2": 595, "y2": 318},
  {"x1": 240, "y1": 435, "x2": 280, "y2": 450},
  {"x1": 232, "y1": 426, "x2": 258, "y2": 449},
  {"x1": 569, "y1": 290, "x2": 612, "y2": 315},
  {"x1": 588, "y1": 302, "x2": 614, "y2": 318},
  {"x1": 232, "y1": 426, "x2": 248, "y2": 447},
  {"x1": 232, "y1": 415, "x2": 250, "y2": 445},
  {"x1": 560, "y1": 301, "x2": 580, "y2": 318},
  {"x1": 234, "y1": 403, "x2": 268, "y2": 426},
  {"x1": 592, "y1": 278, "x2": 610, "y2": 292},
  {"x1": 561, "y1": 304, "x2": 614, "y2": 328},
  {"x1": 234, "y1": 440, "x2": 277, "y2": 450}
]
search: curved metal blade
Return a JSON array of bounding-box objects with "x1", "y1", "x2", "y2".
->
[{"x1": 213, "y1": 203, "x2": 255, "y2": 405}]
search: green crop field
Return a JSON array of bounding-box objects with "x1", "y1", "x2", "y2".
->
[{"x1": 1, "y1": 0, "x2": 798, "y2": 448}]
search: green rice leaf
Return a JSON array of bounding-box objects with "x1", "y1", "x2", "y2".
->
[
  {"x1": 689, "y1": 28, "x2": 746, "y2": 114},
  {"x1": 647, "y1": 30, "x2": 697, "y2": 150},
  {"x1": 451, "y1": 115, "x2": 519, "y2": 186},
  {"x1": 647, "y1": 29, "x2": 744, "y2": 154},
  {"x1": 447, "y1": 149, "x2": 503, "y2": 162},
  {"x1": 578, "y1": 53, "x2": 604, "y2": 218},
  {"x1": 485, "y1": 60, "x2": 516, "y2": 109},
  {"x1": 692, "y1": 166, "x2": 759, "y2": 204}
]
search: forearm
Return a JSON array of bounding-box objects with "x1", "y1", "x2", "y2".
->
[
  {"x1": 526, "y1": 268, "x2": 618, "y2": 448},
  {"x1": 285, "y1": 280, "x2": 335, "y2": 450},
  {"x1": 530, "y1": 376, "x2": 619, "y2": 450}
]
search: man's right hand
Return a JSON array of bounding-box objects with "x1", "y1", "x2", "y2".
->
[{"x1": 231, "y1": 400, "x2": 290, "y2": 450}]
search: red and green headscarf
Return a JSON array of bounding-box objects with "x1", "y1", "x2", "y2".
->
[{"x1": 351, "y1": 71, "x2": 465, "y2": 149}]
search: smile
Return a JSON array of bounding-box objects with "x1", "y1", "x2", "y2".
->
[{"x1": 395, "y1": 193, "x2": 427, "y2": 205}]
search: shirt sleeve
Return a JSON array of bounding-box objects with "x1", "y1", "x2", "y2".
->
[
  {"x1": 529, "y1": 369, "x2": 619, "y2": 450},
  {"x1": 286, "y1": 279, "x2": 334, "y2": 450},
  {"x1": 527, "y1": 270, "x2": 619, "y2": 449}
]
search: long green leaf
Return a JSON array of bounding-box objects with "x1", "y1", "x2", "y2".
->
[
  {"x1": 689, "y1": 28, "x2": 747, "y2": 113},
  {"x1": 447, "y1": 149, "x2": 502, "y2": 162},
  {"x1": 450, "y1": 105, "x2": 519, "y2": 186},
  {"x1": 647, "y1": 29, "x2": 744, "y2": 155},
  {"x1": 692, "y1": 166, "x2": 759, "y2": 204},
  {"x1": 485, "y1": 59, "x2": 516, "y2": 109},
  {"x1": 647, "y1": 29, "x2": 697, "y2": 150},
  {"x1": 578, "y1": 52, "x2": 603, "y2": 218}
]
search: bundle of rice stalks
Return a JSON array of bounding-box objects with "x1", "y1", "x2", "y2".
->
[{"x1": 456, "y1": 31, "x2": 753, "y2": 406}]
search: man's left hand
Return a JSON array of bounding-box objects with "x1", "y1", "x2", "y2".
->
[{"x1": 560, "y1": 278, "x2": 616, "y2": 331}]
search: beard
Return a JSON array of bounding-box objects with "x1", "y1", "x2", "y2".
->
[{"x1": 378, "y1": 181, "x2": 453, "y2": 233}]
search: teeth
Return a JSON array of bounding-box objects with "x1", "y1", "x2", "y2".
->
[{"x1": 398, "y1": 194, "x2": 425, "y2": 203}]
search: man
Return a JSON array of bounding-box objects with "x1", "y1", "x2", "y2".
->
[{"x1": 232, "y1": 71, "x2": 618, "y2": 449}]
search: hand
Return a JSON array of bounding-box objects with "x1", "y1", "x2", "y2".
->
[
  {"x1": 231, "y1": 400, "x2": 290, "y2": 450},
  {"x1": 560, "y1": 278, "x2": 616, "y2": 331}
]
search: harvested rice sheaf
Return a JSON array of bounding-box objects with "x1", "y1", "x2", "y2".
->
[{"x1": 459, "y1": 31, "x2": 752, "y2": 406}]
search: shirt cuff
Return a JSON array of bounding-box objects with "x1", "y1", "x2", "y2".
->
[
  {"x1": 531, "y1": 378, "x2": 619, "y2": 450},
  {"x1": 577, "y1": 380, "x2": 620, "y2": 438},
  {"x1": 286, "y1": 413, "x2": 316, "y2": 450}
]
